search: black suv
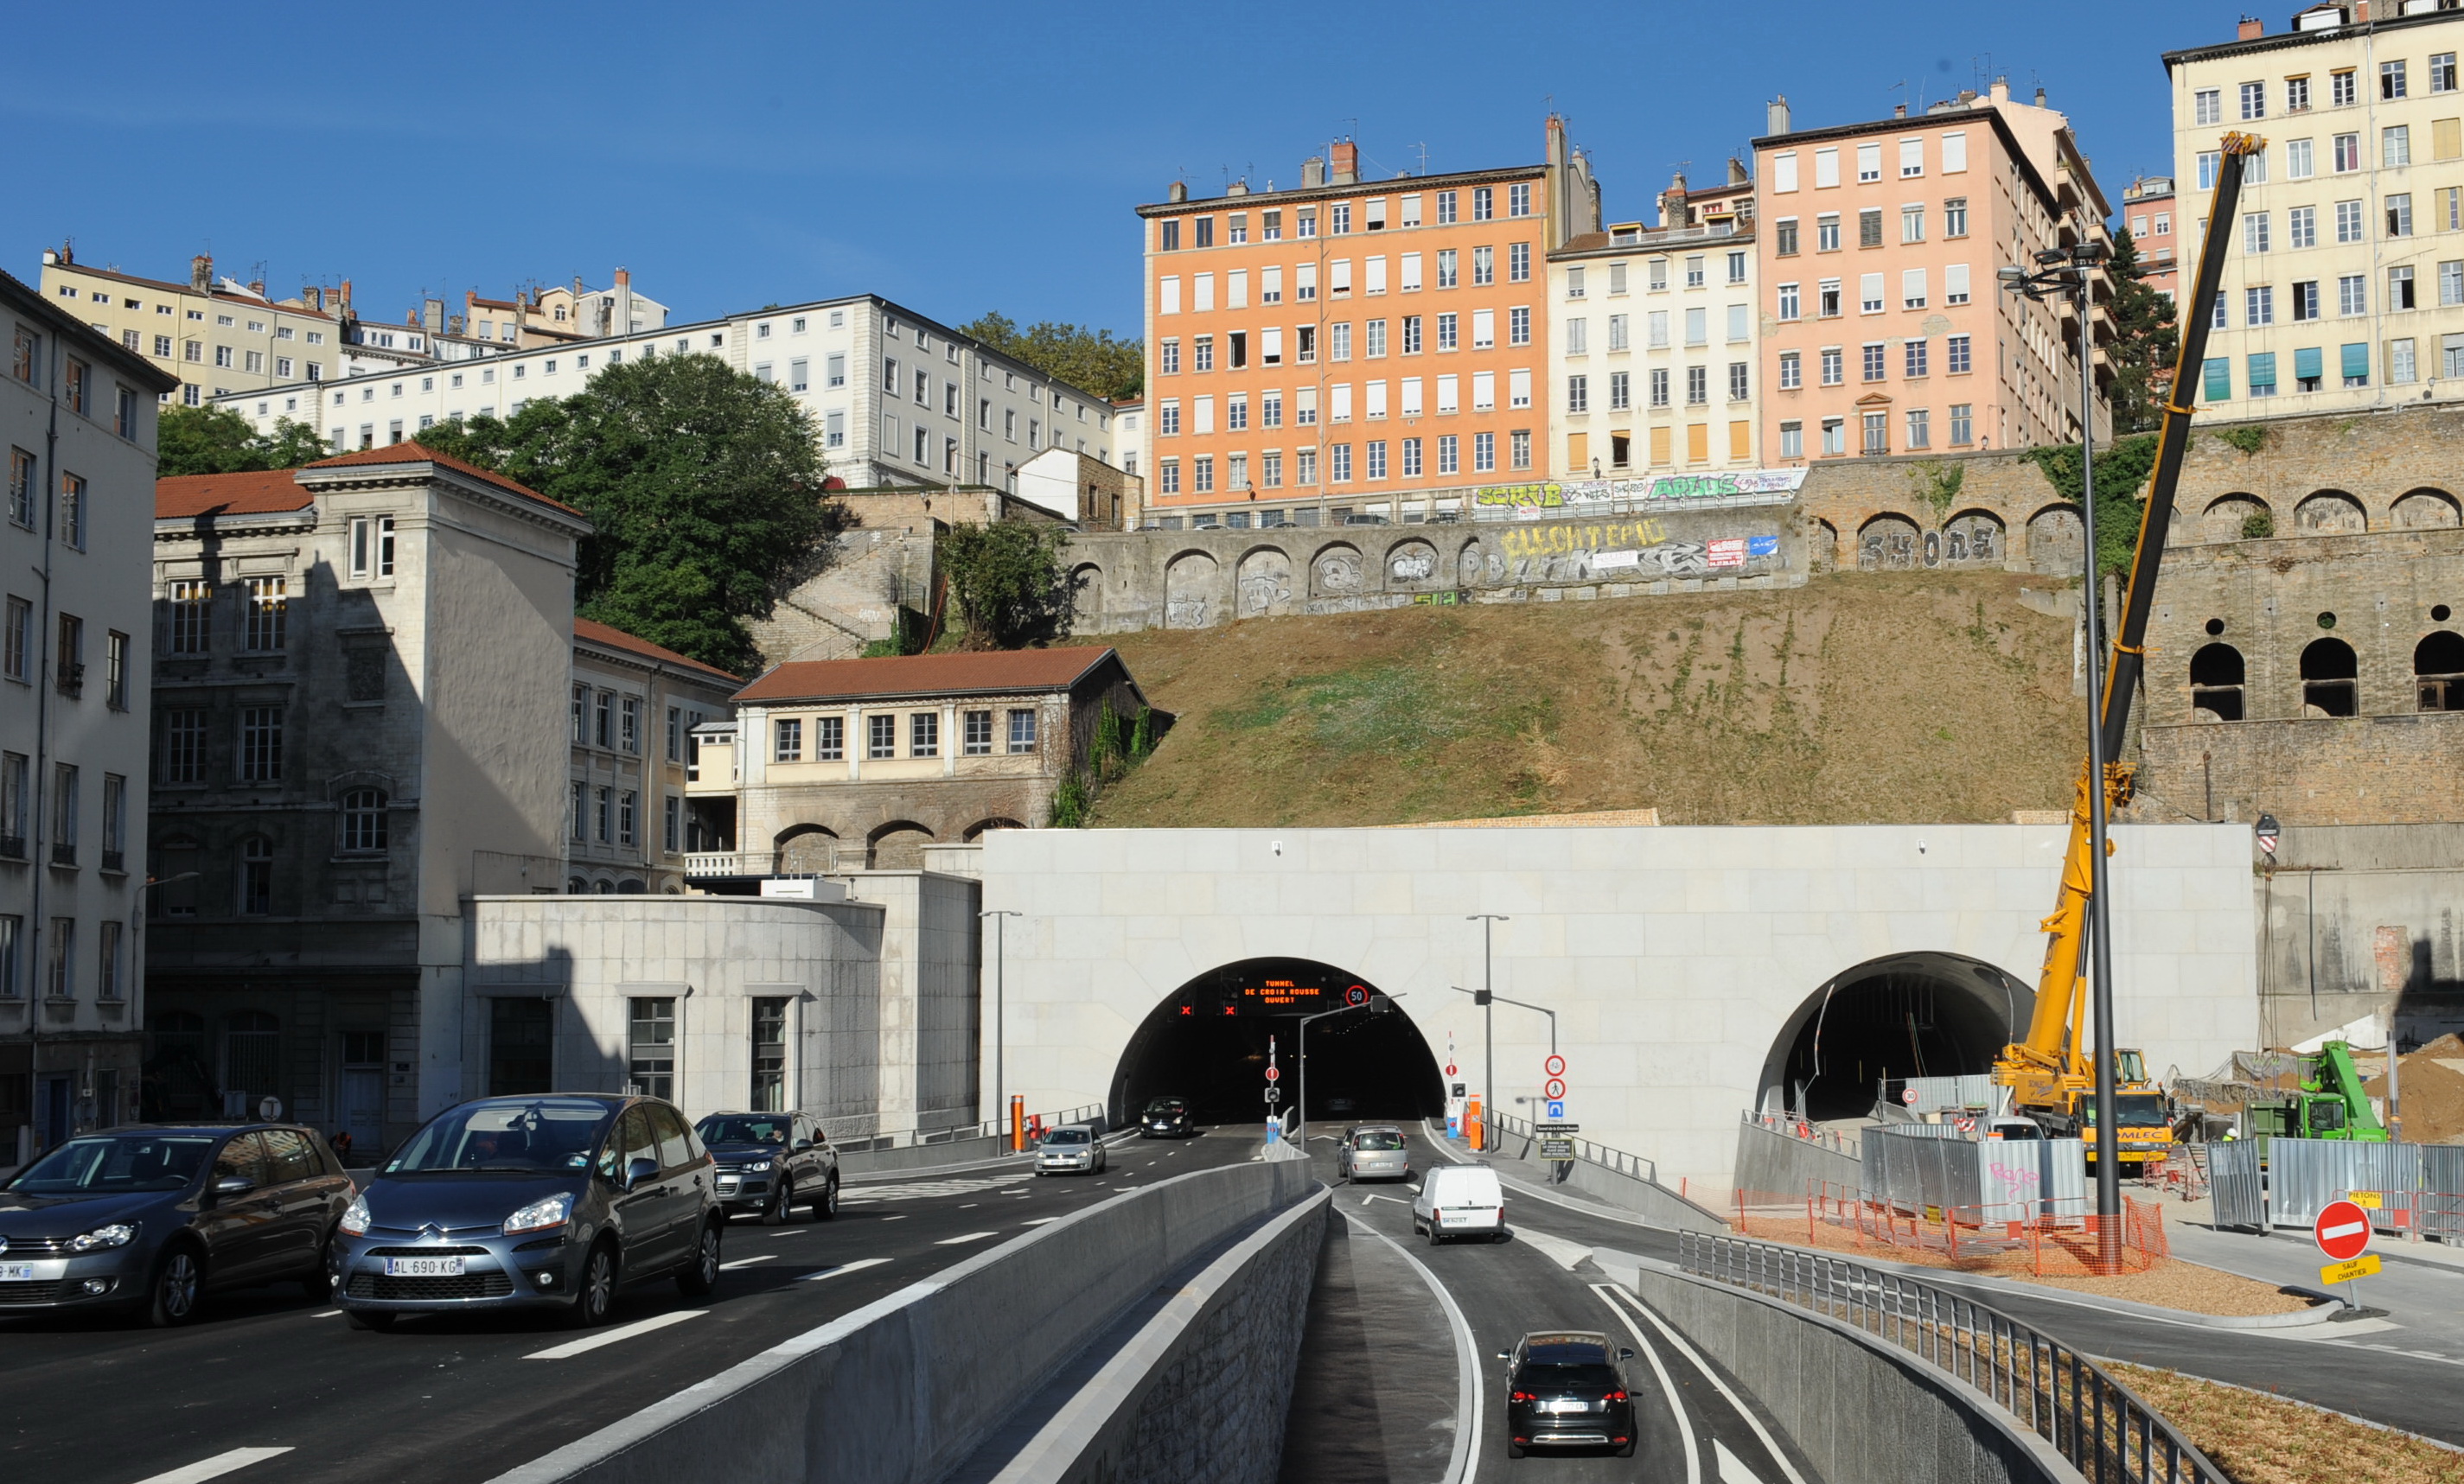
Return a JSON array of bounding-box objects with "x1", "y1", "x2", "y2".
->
[
  {"x1": 694, "y1": 1111, "x2": 840, "y2": 1224},
  {"x1": 332, "y1": 1093, "x2": 719, "y2": 1330},
  {"x1": 1503, "y1": 1331, "x2": 1638, "y2": 1458},
  {"x1": 0, "y1": 1122, "x2": 355, "y2": 1326}
]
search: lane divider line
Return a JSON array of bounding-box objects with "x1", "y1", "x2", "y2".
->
[
  {"x1": 1589, "y1": 1282, "x2": 1701, "y2": 1484},
  {"x1": 524, "y1": 1309, "x2": 705, "y2": 1361},
  {"x1": 1340, "y1": 1210, "x2": 1480, "y2": 1484},
  {"x1": 1021, "y1": 1217, "x2": 1060, "y2": 1226},
  {"x1": 130, "y1": 1447, "x2": 296, "y2": 1484},
  {"x1": 933, "y1": 1231, "x2": 998, "y2": 1246},
  {"x1": 1599, "y1": 1285, "x2": 1810, "y2": 1484},
  {"x1": 798, "y1": 1258, "x2": 892, "y2": 1283},
  {"x1": 718, "y1": 1256, "x2": 771, "y2": 1271}
]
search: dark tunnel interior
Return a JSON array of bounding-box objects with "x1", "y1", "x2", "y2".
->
[{"x1": 1774, "y1": 955, "x2": 2027, "y2": 1122}]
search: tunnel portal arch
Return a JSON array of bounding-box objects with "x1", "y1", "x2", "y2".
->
[
  {"x1": 1108, "y1": 957, "x2": 1446, "y2": 1128},
  {"x1": 1759, "y1": 952, "x2": 2036, "y2": 1122}
]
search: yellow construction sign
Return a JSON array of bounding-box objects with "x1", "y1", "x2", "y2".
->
[
  {"x1": 2320, "y1": 1253, "x2": 2382, "y2": 1286},
  {"x1": 2347, "y1": 1191, "x2": 2384, "y2": 1209}
]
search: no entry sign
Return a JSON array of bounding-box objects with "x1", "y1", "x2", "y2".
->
[
  {"x1": 2314, "y1": 1199, "x2": 2372, "y2": 1263},
  {"x1": 1263, "y1": 1065, "x2": 1280, "y2": 1083}
]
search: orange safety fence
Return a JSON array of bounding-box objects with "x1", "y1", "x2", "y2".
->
[{"x1": 1733, "y1": 1182, "x2": 2169, "y2": 1277}]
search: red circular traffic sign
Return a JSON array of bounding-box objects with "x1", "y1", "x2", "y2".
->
[
  {"x1": 2314, "y1": 1200, "x2": 2372, "y2": 1262},
  {"x1": 1544, "y1": 1054, "x2": 1567, "y2": 1078},
  {"x1": 1444, "y1": 1062, "x2": 1459, "y2": 1077},
  {"x1": 1543, "y1": 1078, "x2": 1567, "y2": 1100},
  {"x1": 1264, "y1": 1066, "x2": 1280, "y2": 1083}
]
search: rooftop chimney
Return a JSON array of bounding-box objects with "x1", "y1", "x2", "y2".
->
[
  {"x1": 1331, "y1": 140, "x2": 1359, "y2": 184},
  {"x1": 1301, "y1": 156, "x2": 1326, "y2": 188},
  {"x1": 190, "y1": 254, "x2": 213, "y2": 293},
  {"x1": 1727, "y1": 156, "x2": 1750, "y2": 187},
  {"x1": 2033, "y1": 86, "x2": 2047, "y2": 106},
  {"x1": 1167, "y1": 180, "x2": 1189, "y2": 202},
  {"x1": 1226, "y1": 179, "x2": 1249, "y2": 195},
  {"x1": 615, "y1": 267, "x2": 631, "y2": 288},
  {"x1": 248, "y1": 278, "x2": 265, "y2": 296},
  {"x1": 1767, "y1": 96, "x2": 1791, "y2": 136},
  {"x1": 2237, "y1": 15, "x2": 2263, "y2": 37},
  {"x1": 422, "y1": 297, "x2": 444, "y2": 333},
  {"x1": 338, "y1": 278, "x2": 353, "y2": 312},
  {"x1": 1893, "y1": 103, "x2": 1908, "y2": 118},
  {"x1": 1991, "y1": 76, "x2": 2010, "y2": 103}
]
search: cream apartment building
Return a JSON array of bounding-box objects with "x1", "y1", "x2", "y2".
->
[
  {"x1": 2166, "y1": 3, "x2": 2464, "y2": 417},
  {"x1": 36, "y1": 249, "x2": 378, "y2": 408},
  {"x1": 1753, "y1": 86, "x2": 2112, "y2": 466},
  {"x1": 1549, "y1": 168, "x2": 1760, "y2": 478},
  {"x1": 219, "y1": 295, "x2": 1117, "y2": 493},
  {"x1": 2, "y1": 270, "x2": 179, "y2": 1162}
]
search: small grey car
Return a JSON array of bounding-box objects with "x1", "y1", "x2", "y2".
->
[
  {"x1": 1035, "y1": 1125, "x2": 1107, "y2": 1175},
  {"x1": 1337, "y1": 1124, "x2": 1411, "y2": 1181}
]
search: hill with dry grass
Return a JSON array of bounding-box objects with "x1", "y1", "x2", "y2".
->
[{"x1": 1088, "y1": 571, "x2": 2087, "y2": 828}]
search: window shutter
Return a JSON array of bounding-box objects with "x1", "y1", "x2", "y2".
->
[
  {"x1": 1942, "y1": 131, "x2": 1968, "y2": 172},
  {"x1": 2201, "y1": 358, "x2": 2231, "y2": 401},
  {"x1": 2246, "y1": 352, "x2": 2277, "y2": 387},
  {"x1": 2295, "y1": 346, "x2": 2324, "y2": 379},
  {"x1": 2341, "y1": 342, "x2": 2371, "y2": 379}
]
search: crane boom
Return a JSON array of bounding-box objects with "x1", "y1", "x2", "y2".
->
[{"x1": 1997, "y1": 132, "x2": 2265, "y2": 1117}]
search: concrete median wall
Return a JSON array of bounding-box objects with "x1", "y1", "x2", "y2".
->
[
  {"x1": 1593, "y1": 1253, "x2": 2079, "y2": 1484},
  {"x1": 986, "y1": 1185, "x2": 1331, "y2": 1484},
  {"x1": 489, "y1": 1159, "x2": 1316, "y2": 1484}
]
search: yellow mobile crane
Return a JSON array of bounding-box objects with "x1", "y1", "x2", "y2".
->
[{"x1": 1993, "y1": 131, "x2": 2265, "y2": 1174}]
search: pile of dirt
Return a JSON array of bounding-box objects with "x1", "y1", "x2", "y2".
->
[
  {"x1": 2365, "y1": 1033, "x2": 2464, "y2": 1145},
  {"x1": 1094, "y1": 571, "x2": 2084, "y2": 828}
]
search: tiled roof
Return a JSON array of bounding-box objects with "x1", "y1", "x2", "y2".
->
[
  {"x1": 733, "y1": 646, "x2": 1119, "y2": 704},
  {"x1": 307, "y1": 443, "x2": 584, "y2": 517},
  {"x1": 574, "y1": 618, "x2": 739, "y2": 682},
  {"x1": 156, "y1": 469, "x2": 314, "y2": 519},
  {"x1": 46, "y1": 263, "x2": 338, "y2": 319}
]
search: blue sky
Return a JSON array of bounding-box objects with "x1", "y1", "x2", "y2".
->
[{"x1": 4, "y1": 2, "x2": 2252, "y2": 339}]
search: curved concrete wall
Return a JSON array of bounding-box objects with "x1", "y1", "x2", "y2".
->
[{"x1": 979, "y1": 824, "x2": 2257, "y2": 1190}]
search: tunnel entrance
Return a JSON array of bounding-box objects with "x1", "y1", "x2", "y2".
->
[
  {"x1": 1762, "y1": 952, "x2": 2035, "y2": 1122},
  {"x1": 1109, "y1": 958, "x2": 1446, "y2": 1127}
]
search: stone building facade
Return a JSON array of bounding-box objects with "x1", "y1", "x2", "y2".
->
[
  {"x1": 686, "y1": 647, "x2": 1159, "y2": 879},
  {"x1": 567, "y1": 619, "x2": 741, "y2": 895},
  {"x1": 144, "y1": 444, "x2": 588, "y2": 1154}
]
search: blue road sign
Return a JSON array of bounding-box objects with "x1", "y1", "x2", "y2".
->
[{"x1": 1546, "y1": 1099, "x2": 1566, "y2": 1119}]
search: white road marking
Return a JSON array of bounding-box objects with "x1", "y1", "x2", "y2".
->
[
  {"x1": 798, "y1": 1258, "x2": 891, "y2": 1283},
  {"x1": 1021, "y1": 1217, "x2": 1060, "y2": 1226},
  {"x1": 311, "y1": 1309, "x2": 341, "y2": 1317},
  {"x1": 882, "y1": 1214, "x2": 907, "y2": 1221},
  {"x1": 130, "y1": 1447, "x2": 296, "y2": 1484},
  {"x1": 1591, "y1": 1283, "x2": 1701, "y2": 1484},
  {"x1": 1602, "y1": 1286, "x2": 1808, "y2": 1484},
  {"x1": 934, "y1": 1231, "x2": 998, "y2": 1246},
  {"x1": 960, "y1": 1203, "x2": 980, "y2": 1209},
  {"x1": 1517, "y1": 1227, "x2": 1593, "y2": 1271},
  {"x1": 1360, "y1": 1193, "x2": 1410, "y2": 1207},
  {"x1": 1342, "y1": 1212, "x2": 1479, "y2": 1484},
  {"x1": 525, "y1": 1309, "x2": 705, "y2": 1360},
  {"x1": 718, "y1": 1256, "x2": 771, "y2": 1271},
  {"x1": 1717, "y1": 1438, "x2": 1771, "y2": 1484}
]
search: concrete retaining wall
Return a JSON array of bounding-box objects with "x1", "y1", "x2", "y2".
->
[
  {"x1": 1733, "y1": 1119, "x2": 1864, "y2": 1201},
  {"x1": 488, "y1": 1159, "x2": 1317, "y2": 1484},
  {"x1": 1593, "y1": 1254, "x2": 2077, "y2": 1484},
  {"x1": 986, "y1": 1185, "x2": 1331, "y2": 1484}
]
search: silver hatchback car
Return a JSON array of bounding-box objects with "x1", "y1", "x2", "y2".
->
[
  {"x1": 1035, "y1": 1125, "x2": 1107, "y2": 1176},
  {"x1": 1338, "y1": 1124, "x2": 1410, "y2": 1181}
]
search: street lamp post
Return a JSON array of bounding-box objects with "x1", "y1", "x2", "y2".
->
[
  {"x1": 2001, "y1": 239, "x2": 2123, "y2": 1260},
  {"x1": 1294, "y1": 993, "x2": 1397, "y2": 1149},
  {"x1": 1467, "y1": 914, "x2": 1508, "y2": 1149},
  {"x1": 980, "y1": 909, "x2": 1020, "y2": 1149}
]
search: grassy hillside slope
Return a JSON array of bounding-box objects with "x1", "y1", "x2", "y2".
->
[{"x1": 1089, "y1": 572, "x2": 2085, "y2": 828}]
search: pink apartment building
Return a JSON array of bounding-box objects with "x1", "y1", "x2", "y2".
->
[{"x1": 1753, "y1": 84, "x2": 2113, "y2": 466}]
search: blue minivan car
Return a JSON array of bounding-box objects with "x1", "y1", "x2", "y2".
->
[{"x1": 332, "y1": 1093, "x2": 720, "y2": 1330}]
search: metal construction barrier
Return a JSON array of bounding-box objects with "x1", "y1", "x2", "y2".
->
[
  {"x1": 1741, "y1": 1109, "x2": 1860, "y2": 1157},
  {"x1": 2207, "y1": 1141, "x2": 2265, "y2": 1231},
  {"x1": 1865, "y1": 1127, "x2": 2087, "y2": 1223},
  {"x1": 2267, "y1": 1138, "x2": 2425, "y2": 1229},
  {"x1": 1678, "y1": 1231, "x2": 2225, "y2": 1484},
  {"x1": 1892, "y1": 1074, "x2": 2001, "y2": 1115}
]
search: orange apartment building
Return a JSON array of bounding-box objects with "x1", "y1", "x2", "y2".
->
[
  {"x1": 1133, "y1": 118, "x2": 1601, "y2": 526},
  {"x1": 2120, "y1": 175, "x2": 2179, "y2": 301},
  {"x1": 1753, "y1": 85, "x2": 2113, "y2": 467}
]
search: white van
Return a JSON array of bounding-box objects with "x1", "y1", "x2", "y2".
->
[{"x1": 1412, "y1": 1164, "x2": 1505, "y2": 1245}]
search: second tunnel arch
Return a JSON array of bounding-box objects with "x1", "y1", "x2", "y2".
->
[{"x1": 1759, "y1": 952, "x2": 2037, "y2": 1122}]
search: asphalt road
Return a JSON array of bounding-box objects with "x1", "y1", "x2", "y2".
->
[
  {"x1": 0, "y1": 1127, "x2": 1254, "y2": 1484},
  {"x1": 1280, "y1": 1131, "x2": 1819, "y2": 1484}
]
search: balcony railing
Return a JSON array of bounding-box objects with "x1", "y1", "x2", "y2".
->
[
  {"x1": 50, "y1": 843, "x2": 76, "y2": 867},
  {"x1": 101, "y1": 850, "x2": 124, "y2": 872},
  {"x1": 684, "y1": 850, "x2": 756, "y2": 877},
  {"x1": 0, "y1": 834, "x2": 23, "y2": 861}
]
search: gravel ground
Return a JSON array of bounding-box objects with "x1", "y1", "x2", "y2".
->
[{"x1": 2109, "y1": 1362, "x2": 2464, "y2": 1484}]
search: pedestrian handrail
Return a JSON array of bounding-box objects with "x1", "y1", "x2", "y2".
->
[
  {"x1": 1676, "y1": 1229, "x2": 2226, "y2": 1484},
  {"x1": 1487, "y1": 1108, "x2": 1659, "y2": 1184},
  {"x1": 1741, "y1": 1108, "x2": 1860, "y2": 1157}
]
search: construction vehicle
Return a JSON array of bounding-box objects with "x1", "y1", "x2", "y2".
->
[
  {"x1": 1991, "y1": 131, "x2": 2268, "y2": 1172},
  {"x1": 2238, "y1": 1041, "x2": 2390, "y2": 1146}
]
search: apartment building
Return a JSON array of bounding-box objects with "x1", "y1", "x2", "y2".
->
[
  {"x1": 1133, "y1": 118, "x2": 1602, "y2": 527},
  {"x1": 444, "y1": 272, "x2": 671, "y2": 354},
  {"x1": 220, "y1": 295, "x2": 1116, "y2": 493},
  {"x1": 145, "y1": 445, "x2": 588, "y2": 1152},
  {"x1": 2166, "y1": 3, "x2": 2464, "y2": 417},
  {"x1": 1754, "y1": 84, "x2": 2112, "y2": 465},
  {"x1": 567, "y1": 619, "x2": 742, "y2": 896},
  {"x1": 1549, "y1": 166, "x2": 1760, "y2": 480},
  {"x1": 2122, "y1": 175, "x2": 2183, "y2": 298},
  {"x1": 2, "y1": 270, "x2": 178, "y2": 1162}
]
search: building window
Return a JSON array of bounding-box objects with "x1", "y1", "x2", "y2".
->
[
  {"x1": 105, "y1": 630, "x2": 127, "y2": 709},
  {"x1": 910, "y1": 712, "x2": 938, "y2": 758},
  {"x1": 1946, "y1": 335, "x2": 1973, "y2": 375},
  {"x1": 595, "y1": 691, "x2": 614, "y2": 748},
  {"x1": 628, "y1": 999, "x2": 675, "y2": 1100},
  {"x1": 775, "y1": 717, "x2": 803, "y2": 762},
  {"x1": 1510, "y1": 429, "x2": 1531, "y2": 469},
  {"x1": 166, "y1": 579, "x2": 209, "y2": 654},
  {"x1": 1905, "y1": 340, "x2": 1929, "y2": 378},
  {"x1": 619, "y1": 791, "x2": 636, "y2": 847},
  {"x1": 868, "y1": 714, "x2": 897, "y2": 760},
  {"x1": 1905, "y1": 408, "x2": 1931, "y2": 449},
  {"x1": 570, "y1": 780, "x2": 586, "y2": 842},
  {"x1": 1728, "y1": 362, "x2": 1749, "y2": 401},
  {"x1": 1473, "y1": 431, "x2": 1497, "y2": 472},
  {"x1": 596, "y1": 786, "x2": 613, "y2": 843},
  {"x1": 664, "y1": 794, "x2": 680, "y2": 854},
  {"x1": 1778, "y1": 352, "x2": 1802, "y2": 390},
  {"x1": 244, "y1": 576, "x2": 286, "y2": 652},
  {"x1": 1861, "y1": 343, "x2": 1886, "y2": 382},
  {"x1": 348, "y1": 515, "x2": 396, "y2": 579},
  {"x1": 57, "y1": 473, "x2": 85, "y2": 549},
  {"x1": 239, "y1": 707, "x2": 283, "y2": 781},
  {"x1": 340, "y1": 789, "x2": 387, "y2": 852},
  {"x1": 1861, "y1": 411, "x2": 1888, "y2": 456},
  {"x1": 816, "y1": 715, "x2": 845, "y2": 761},
  {"x1": 750, "y1": 997, "x2": 789, "y2": 1112},
  {"x1": 1510, "y1": 243, "x2": 1530, "y2": 283},
  {"x1": 1609, "y1": 371, "x2": 1631, "y2": 411},
  {"x1": 2392, "y1": 264, "x2": 2418, "y2": 309},
  {"x1": 1821, "y1": 417, "x2": 1845, "y2": 456},
  {"x1": 1949, "y1": 404, "x2": 1974, "y2": 446},
  {"x1": 963, "y1": 710, "x2": 993, "y2": 755},
  {"x1": 1566, "y1": 374, "x2": 1589, "y2": 413},
  {"x1": 1819, "y1": 349, "x2": 1842, "y2": 387},
  {"x1": 1006, "y1": 708, "x2": 1038, "y2": 754},
  {"x1": 239, "y1": 838, "x2": 272, "y2": 915},
  {"x1": 621, "y1": 697, "x2": 640, "y2": 754},
  {"x1": 2340, "y1": 274, "x2": 2368, "y2": 315}
]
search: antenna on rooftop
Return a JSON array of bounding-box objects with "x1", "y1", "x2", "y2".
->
[{"x1": 1414, "y1": 141, "x2": 1429, "y2": 176}]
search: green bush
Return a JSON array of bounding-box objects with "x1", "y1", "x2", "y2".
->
[{"x1": 2241, "y1": 508, "x2": 2276, "y2": 540}]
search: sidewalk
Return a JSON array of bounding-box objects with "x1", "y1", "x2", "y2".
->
[{"x1": 2158, "y1": 1210, "x2": 2464, "y2": 1361}]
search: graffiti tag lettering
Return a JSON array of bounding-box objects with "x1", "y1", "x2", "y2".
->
[{"x1": 1471, "y1": 468, "x2": 1808, "y2": 510}]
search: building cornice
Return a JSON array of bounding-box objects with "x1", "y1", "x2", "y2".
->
[
  {"x1": 1135, "y1": 163, "x2": 1550, "y2": 219},
  {"x1": 2162, "y1": 10, "x2": 2464, "y2": 71}
]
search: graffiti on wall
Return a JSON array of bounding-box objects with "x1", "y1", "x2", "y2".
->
[
  {"x1": 1314, "y1": 546, "x2": 1365, "y2": 595},
  {"x1": 1494, "y1": 519, "x2": 1779, "y2": 583},
  {"x1": 1471, "y1": 468, "x2": 1807, "y2": 511}
]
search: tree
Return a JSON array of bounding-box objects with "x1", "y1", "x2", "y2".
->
[
  {"x1": 960, "y1": 313, "x2": 1142, "y2": 401},
  {"x1": 156, "y1": 404, "x2": 329, "y2": 476},
  {"x1": 414, "y1": 355, "x2": 850, "y2": 674},
  {"x1": 939, "y1": 520, "x2": 1080, "y2": 650},
  {"x1": 2103, "y1": 228, "x2": 2179, "y2": 436}
]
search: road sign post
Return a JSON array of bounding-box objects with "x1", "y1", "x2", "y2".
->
[{"x1": 2315, "y1": 1198, "x2": 2375, "y2": 1309}]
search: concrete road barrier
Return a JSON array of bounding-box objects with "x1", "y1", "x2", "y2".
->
[{"x1": 489, "y1": 1157, "x2": 1316, "y2": 1484}]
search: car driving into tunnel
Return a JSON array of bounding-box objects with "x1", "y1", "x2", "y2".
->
[
  {"x1": 1139, "y1": 1098, "x2": 1196, "y2": 1138},
  {"x1": 1337, "y1": 1124, "x2": 1410, "y2": 1181},
  {"x1": 1503, "y1": 1331, "x2": 1638, "y2": 1458}
]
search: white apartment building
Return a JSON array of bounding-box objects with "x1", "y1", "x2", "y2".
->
[
  {"x1": 1549, "y1": 171, "x2": 1760, "y2": 479},
  {"x1": 3, "y1": 268, "x2": 179, "y2": 1161},
  {"x1": 2167, "y1": 3, "x2": 2464, "y2": 417},
  {"x1": 220, "y1": 296, "x2": 1120, "y2": 492}
]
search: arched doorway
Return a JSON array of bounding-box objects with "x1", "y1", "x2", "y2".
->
[
  {"x1": 1760, "y1": 952, "x2": 2034, "y2": 1121},
  {"x1": 1108, "y1": 958, "x2": 1445, "y2": 1126}
]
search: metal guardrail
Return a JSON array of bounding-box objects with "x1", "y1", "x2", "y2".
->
[
  {"x1": 1677, "y1": 1231, "x2": 2226, "y2": 1484},
  {"x1": 825, "y1": 1102, "x2": 1107, "y2": 1153},
  {"x1": 1487, "y1": 1108, "x2": 1658, "y2": 1184},
  {"x1": 1741, "y1": 1109, "x2": 1859, "y2": 1157}
]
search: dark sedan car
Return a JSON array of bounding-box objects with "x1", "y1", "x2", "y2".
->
[
  {"x1": 332, "y1": 1093, "x2": 719, "y2": 1331},
  {"x1": 1138, "y1": 1098, "x2": 1196, "y2": 1138},
  {"x1": 1502, "y1": 1331, "x2": 1637, "y2": 1458},
  {"x1": 693, "y1": 1111, "x2": 839, "y2": 1224},
  {"x1": 0, "y1": 1123, "x2": 354, "y2": 1326}
]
